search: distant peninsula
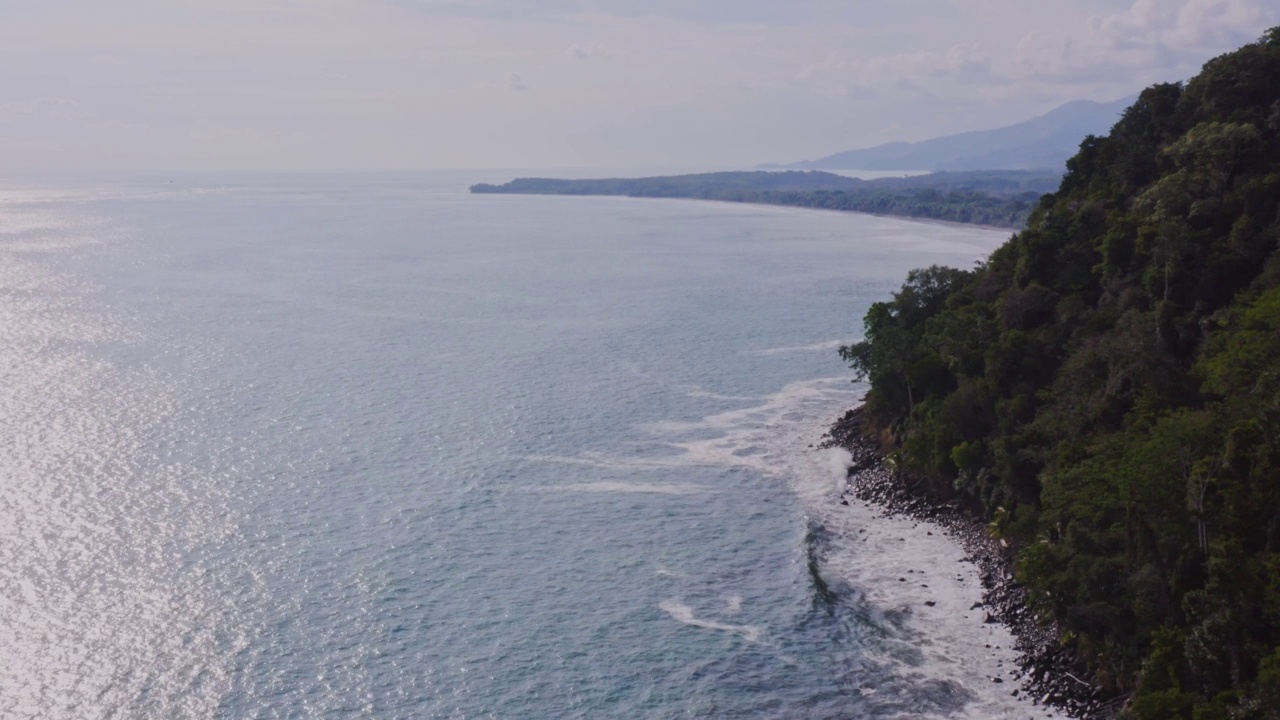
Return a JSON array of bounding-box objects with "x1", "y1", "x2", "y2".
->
[{"x1": 470, "y1": 169, "x2": 1062, "y2": 228}]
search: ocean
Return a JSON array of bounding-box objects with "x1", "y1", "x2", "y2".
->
[{"x1": 0, "y1": 172, "x2": 1052, "y2": 719}]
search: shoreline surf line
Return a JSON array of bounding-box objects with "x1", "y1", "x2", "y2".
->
[{"x1": 821, "y1": 406, "x2": 1120, "y2": 719}]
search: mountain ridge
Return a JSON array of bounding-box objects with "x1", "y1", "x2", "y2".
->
[{"x1": 765, "y1": 96, "x2": 1135, "y2": 172}]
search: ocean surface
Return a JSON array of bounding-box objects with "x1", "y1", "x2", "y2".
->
[{"x1": 0, "y1": 173, "x2": 1052, "y2": 719}]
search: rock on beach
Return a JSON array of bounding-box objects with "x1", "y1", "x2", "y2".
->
[{"x1": 820, "y1": 407, "x2": 1115, "y2": 719}]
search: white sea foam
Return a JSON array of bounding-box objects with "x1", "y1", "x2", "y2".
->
[
  {"x1": 678, "y1": 385, "x2": 762, "y2": 401},
  {"x1": 825, "y1": 446, "x2": 854, "y2": 493},
  {"x1": 751, "y1": 339, "x2": 848, "y2": 356},
  {"x1": 739, "y1": 387, "x2": 1055, "y2": 718},
  {"x1": 524, "y1": 452, "x2": 720, "y2": 471},
  {"x1": 659, "y1": 599, "x2": 761, "y2": 642},
  {"x1": 548, "y1": 374, "x2": 1056, "y2": 719},
  {"x1": 539, "y1": 481, "x2": 710, "y2": 495}
]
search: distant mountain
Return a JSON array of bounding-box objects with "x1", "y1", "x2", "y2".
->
[{"x1": 764, "y1": 96, "x2": 1134, "y2": 172}]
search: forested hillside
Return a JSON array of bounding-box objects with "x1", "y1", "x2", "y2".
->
[{"x1": 842, "y1": 29, "x2": 1280, "y2": 718}]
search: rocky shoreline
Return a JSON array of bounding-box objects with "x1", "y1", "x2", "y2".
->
[{"x1": 820, "y1": 407, "x2": 1124, "y2": 720}]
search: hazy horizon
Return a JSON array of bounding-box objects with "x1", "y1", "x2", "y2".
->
[{"x1": 2, "y1": 0, "x2": 1277, "y2": 173}]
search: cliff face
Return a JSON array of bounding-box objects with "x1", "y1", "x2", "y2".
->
[{"x1": 842, "y1": 29, "x2": 1280, "y2": 718}]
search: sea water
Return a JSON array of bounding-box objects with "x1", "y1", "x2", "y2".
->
[{"x1": 0, "y1": 173, "x2": 1053, "y2": 719}]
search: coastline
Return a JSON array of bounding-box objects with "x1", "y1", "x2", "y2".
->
[
  {"x1": 479, "y1": 191, "x2": 1025, "y2": 232},
  {"x1": 820, "y1": 407, "x2": 1121, "y2": 720}
]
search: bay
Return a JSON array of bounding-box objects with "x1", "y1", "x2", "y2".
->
[{"x1": 0, "y1": 172, "x2": 1044, "y2": 718}]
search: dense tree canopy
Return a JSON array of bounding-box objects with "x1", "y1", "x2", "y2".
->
[{"x1": 842, "y1": 29, "x2": 1280, "y2": 718}]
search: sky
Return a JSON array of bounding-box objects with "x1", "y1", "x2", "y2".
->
[{"x1": 0, "y1": 0, "x2": 1276, "y2": 172}]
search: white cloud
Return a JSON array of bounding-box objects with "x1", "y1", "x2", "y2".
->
[
  {"x1": 478, "y1": 72, "x2": 530, "y2": 92},
  {"x1": 0, "y1": 0, "x2": 1277, "y2": 171},
  {"x1": 798, "y1": 43, "x2": 992, "y2": 100},
  {"x1": 0, "y1": 97, "x2": 83, "y2": 119},
  {"x1": 1016, "y1": 0, "x2": 1274, "y2": 78},
  {"x1": 191, "y1": 122, "x2": 252, "y2": 142},
  {"x1": 568, "y1": 42, "x2": 621, "y2": 59},
  {"x1": 945, "y1": 43, "x2": 991, "y2": 77}
]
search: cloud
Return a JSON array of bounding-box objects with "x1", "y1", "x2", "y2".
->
[
  {"x1": 191, "y1": 122, "x2": 251, "y2": 142},
  {"x1": 86, "y1": 119, "x2": 151, "y2": 132},
  {"x1": 1014, "y1": 31, "x2": 1077, "y2": 75},
  {"x1": 1016, "y1": 0, "x2": 1276, "y2": 79},
  {"x1": 378, "y1": 0, "x2": 582, "y2": 19},
  {"x1": 477, "y1": 72, "x2": 530, "y2": 92},
  {"x1": 0, "y1": 97, "x2": 83, "y2": 120},
  {"x1": 505, "y1": 72, "x2": 528, "y2": 91},
  {"x1": 798, "y1": 43, "x2": 992, "y2": 99},
  {"x1": 568, "y1": 42, "x2": 621, "y2": 59},
  {"x1": 944, "y1": 43, "x2": 990, "y2": 78},
  {"x1": 3, "y1": 0, "x2": 1276, "y2": 172},
  {"x1": 380, "y1": 0, "x2": 939, "y2": 25}
]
